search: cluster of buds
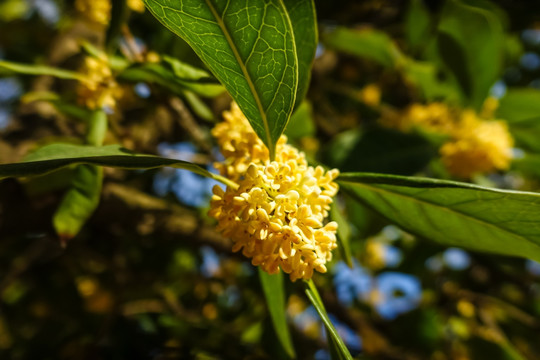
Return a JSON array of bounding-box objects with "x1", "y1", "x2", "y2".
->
[
  {"x1": 209, "y1": 103, "x2": 340, "y2": 281},
  {"x1": 77, "y1": 55, "x2": 121, "y2": 110}
]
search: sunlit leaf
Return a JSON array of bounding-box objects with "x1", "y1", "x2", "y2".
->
[
  {"x1": 339, "y1": 172, "x2": 540, "y2": 262},
  {"x1": 258, "y1": 270, "x2": 295, "y2": 359},
  {"x1": 143, "y1": 0, "x2": 299, "y2": 159}
]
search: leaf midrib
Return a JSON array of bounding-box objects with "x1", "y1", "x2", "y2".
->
[
  {"x1": 339, "y1": 179, "x2": 540, "y2": 253},
  {"x1": 204, "y1": 0, "x2": 274, "y2": 156}
]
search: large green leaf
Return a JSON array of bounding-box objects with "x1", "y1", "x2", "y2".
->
[
  {"x1": 0, "y1": 143, "x2": 235, "y2": 187},
  {"x1": 258, "y1": 270, "x2": 295, "y2": 359},
  {"x1": 338, "y1": 173, "x2": 540, "y2": 262},
  {"x1": 437, "y1": 0, "x2": 504, "y2": 110},
  {"x1": 143, "y1": 0, "x2": 299, "y2": 159},
  {"x1": 282, "y1": 0, "x2": 317, "y2": 110}
]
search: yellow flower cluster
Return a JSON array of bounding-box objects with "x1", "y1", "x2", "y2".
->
[
  {"x1": 77, "y1": 56, "x2": 120, "y2": 110},
  {"x1": 380, "y1": 101, "x2": 513, "y2": 178},
  {"x1": 381, "y1": 102, "x2": 457, "y2": 134},
  {"x1": 440, "y1": 111, "x2": 513, "y2": 178},
  {"x1": 75, "y1": 0, "x2": 111, "y2": 25},
  {"x1": 209, "y1": 103, "x2": 340, "y2": 281}
]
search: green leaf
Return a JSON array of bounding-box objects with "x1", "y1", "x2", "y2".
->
[
  {"x1": 322, "y1": 27, "x2": 404, "y2": 68},
  {"x1": 53, "y1": 165, "x2": 103, "y2": 243},
  {"x1": 513, "y1": 154, "x2": 540, "y2": 179},
  {"x1": 53, "y1": 111, "x2": 107, "y2": 242},
  {"x1": 405, "y1": 0, "x2": 432, "y2": 52},
  {"x1": 338, "y1": 172, "x2": 540, "y2": 262},
  {"x1": 119, "y1": 63, "x2": 224, "y2": 97},
  {"x1": 436, "y1": 0, "x2": 504, "y2": 110},
  {"x1": 282, "y1": 0, "x2": 317, "y2": 110},
  {"x1": 497, "y1": 88, "x2": 540, "y2": 123},
  {"x1": 22, "y1": 91, "x2": 94, "y2": 121},
  {"x1": 324, "y1": 127, "x2": 436, "y2": 176},
  {"x1": 402, "y1": 60, "x2": 460, "y2": 102},
  {"x1": 0, "y1": 60, "x2": 85, "y2": 81},
  {"x1": 304, "y1": 279, "x2": 353, "y2": 360},
  {"x1": 162, "y1": 55, "x2": 214, "y2": 81},
  {"x1": 258, "y1": 270, "x2": 295, "y2": 359},
  {"x1": 143, "y1": 0, "x2": 299, "y2": 159},
  {"x1": 330, "y1": 202, "x2": 353, "y2": 268},
  {"x1": 284, "y1": 101, "x2": 315, "y2": 140},
  {"x1": 0, "y1": 143, "x2": 235, "y2": 188}
]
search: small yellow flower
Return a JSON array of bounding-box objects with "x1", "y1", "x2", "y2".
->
[
  {"x1": 440, "y1": 113, "x2": 513, "y2": 178},
  {"x1": 209, "y1": 103, "x2": 340, "y2": 281},
  {"x1": 359, "y1": 84, "x2": 381, "y2": 108},
  {"x1": 75, "y1": 0, "x2": 111, "y2": 25},
  {"x1": 77, "y1": 56, "x2": 121, "y2": 110}
]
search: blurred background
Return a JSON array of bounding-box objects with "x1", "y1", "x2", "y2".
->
[{"x1": 1, "y1": 0, "x2": 540, "y2": 359}]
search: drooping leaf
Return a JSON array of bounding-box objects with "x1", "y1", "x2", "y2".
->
[
  {"x1": 143, "y1": 0, "x2": 299, "y2": 159},
  {"x1": 0, "y1": 143, "x2": 233, "y2": 187},
  {"x1": 304, "y1": 279, "x2": 353, "y2": 360},
  {"x1": 53, "y1": 111, "x2": 108, "y2": 242},
  {"x1": 436, "y1": 0, "x2": 504, "y2": 110},
  {"x1": 338, "y1": 172, "x2": 540, "y2": 262},
  {"x1": 282, "y1": 0, "x2": 317, "y2": 110},
  {"x1": 258, "y1": 270, "x2": 295, "y2": 359},
  {"x1": 322, "y1": 27, "x2": 405, "y2": 68},
  {"x1": 53, "y1": 165, "x2": 103, "y2": 243}
]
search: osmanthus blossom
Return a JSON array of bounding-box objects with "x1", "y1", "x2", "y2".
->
[
  {"x1": 209, "y1": 103, "x2": 340, "y2": 281},
  {"x1": 380, "y1": 100, "x2": 514, "y2": 179},
  {"x1": 77, "y1": 55, "x2": 121, "y2": 110}
]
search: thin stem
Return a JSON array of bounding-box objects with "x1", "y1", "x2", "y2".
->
[{"x1": 210, "y1": 173, "x2": 239, "y2": 190}]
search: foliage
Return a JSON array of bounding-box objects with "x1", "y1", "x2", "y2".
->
[{"x1": 1, "y1": 0, "x2": 540, "y2": 359}]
